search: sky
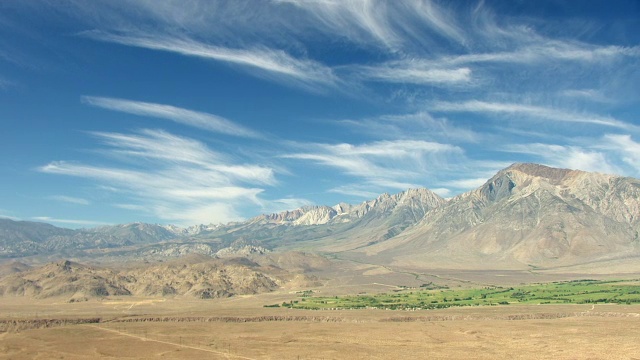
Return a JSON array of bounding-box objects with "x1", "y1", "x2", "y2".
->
[{"x1": 0, "y1": 0, "x2": 639, "y2": 228}]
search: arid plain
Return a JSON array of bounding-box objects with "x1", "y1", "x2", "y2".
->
[{"x1": 2, "y1": 258, "x2": 640, "y2": 360}]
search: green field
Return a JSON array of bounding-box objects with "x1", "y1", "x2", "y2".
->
[{"x1": 268, "y1": 279, "x2": 640, "y2": 310}]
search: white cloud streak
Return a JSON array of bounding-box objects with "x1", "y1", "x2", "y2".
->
[
  {"x1": 49, "y1": 195, "x2": 90, "y2": 205},
  {"x1": 279, "y1": 0, "x2": 466, "y2": 49},
  {"x1": 429, "y1": 187, "x2": 451, "y2": 197},
  {"x1": 113, "y1": 203, "x2": 148, "y2": 212},
  {"x1": 600, "y1": 135, "x2": 640, "y2": 173},
  {"x1": 506, "y1": 143, "x2": 621, "y2": 175},
  {"x1": 446, "y1": 177, "x2": 489, "y2": 190},
  {"x1": 81, "y1": 31, "x2": 339, "y2": 91},
  {"x1": 284, "y1": 139, "x2": 462, "y2": 195},
  {"x1": 90, "y1": 129, "x2": 275, "y2": 185},
  {"x1": 431, "y1": 100, "x2": 634, "y2": 130},
  {"x1": 560, "y1": 89, "x2": 614, "y2": 104},
  {"x1": 440, "y1": 43, "x2": 640, "y2": 67},
  {"x1": 328, "y1": 185, "x2": 380, "y2": 199},
  {"x1": 82, "y1": 96, "x2": 260, "y2": 138},
  {"x1": 31, "y1": 216, "x2": 111, "y2": 228},
  {"x1": 39, "y1": 129, "x2": 276, "y2": 225},
  {"x1": 339, "y1": 111, "x2": 479, "y2": 143},
  {"x1": 351, "y1": 62, "x2": 472, "y2": 85}
]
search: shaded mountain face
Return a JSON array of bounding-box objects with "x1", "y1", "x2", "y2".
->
[
  {"x1": 0, "y1": 219, "x2": 76, "y2": 257},
  {"x1": 0, "y1": 188, "x2": 444, "y2": 261},
  {"x1": 363, "y1": 163, "x2": 640, "y2": 269},
  {"x1": 87, "y1": 223, "x2": 178, "y2": 244},
  {"x1": 0, "y1": 221, "x2": 198, "y2": 259}
]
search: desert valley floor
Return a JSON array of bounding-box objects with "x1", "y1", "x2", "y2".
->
[{"x1": 2, "y1": 258, "x2": 640, "y2": 359}]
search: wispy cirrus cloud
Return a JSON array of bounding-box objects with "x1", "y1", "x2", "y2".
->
[
  {"x1": 439, "y1": 43, "x2": 640, "y2": 67},
  {"x1": 81, "y1": 31, "x2": 340, "y2": 91},
  {"x1": 31, "y1": 216, "x2": 111, "y2": 228},
  {"x1": 285, "y1": 140, "x2": 461, "y2": 179},
  {"x1": 349, "y1": 61, "x2": 472, "y2": 85},
  {"x1": 560, "y1": 89, "x2": 614, "y2": 104},
  {"x1": 284, "y1": 139, "x2": 463, "y2": 197},
  {"x1": 446, "y1": 177, "x2": 490, "y2": 190},
  {"x1": 505, "y1": 142, "x2": 621, "y2": 175},
  {"x1": 430, "y1": 100, "x2": 635, "y2": 130},
  {"x1": 49, "y1": 195, "x2": 90, "y2": 206},
  {"x1": 39, "y1": 129, "x2": 276, "y2": 225},
  {"x1": 279, "y1": 0, "x2": 466, "y2": 50},
  {"x1": 599, "y1": 135, "x2": 640, "y2": 175},
  {"x1": 495, "y1": 134, "x2": 640, "y2": 180},
  {"x1": 328, "y1": 185, "x2": 380, "y2": 199},
  {"x1": 82, "y1": 96, "x2": 260, "y2": 138},
  {"x1": 113, "y1": 203, "x2": 148, "y2": 212},
  {"x1": 338, "y1": 111, "x2": 479, "y2": 143}
]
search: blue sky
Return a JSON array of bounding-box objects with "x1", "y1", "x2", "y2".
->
[{"x1": 1, "y1": 0, "x2": 639, "y2": 228}]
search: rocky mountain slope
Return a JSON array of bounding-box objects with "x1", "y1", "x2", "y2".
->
[
  {"x1": 359, "y1": 163, "x2": 640, "y2": 269},
  {"x1": 3, "y1": 163, "x2": 640, "y2": 271},
  {"x1": 0, "y1": 188, "x2": 444, "y2": 261},
  {"x1": 212, "y1": 188, "x2": 446, "y2": 252},
  {"x1": 250, "y1": 188, "x2": 444, "y2": 228}
]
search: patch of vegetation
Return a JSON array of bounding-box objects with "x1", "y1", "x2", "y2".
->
[
  {"x1": 296, "y1": 290, "x2": 315, "y2": 297},
  {"x1": 282, "y1": 279, "x2": 640, "y2": 310},
  {"x1": 420, "y1": 282, "x2": 449, "y2": 290}
]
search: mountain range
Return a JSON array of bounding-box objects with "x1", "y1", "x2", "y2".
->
[{"x1": 2, "y1": 163, "x2": 640, "y2": 271}]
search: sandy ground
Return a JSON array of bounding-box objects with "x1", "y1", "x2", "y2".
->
[
  {"x1": 2, "y1": 264, "x2": 640, "y2": 359},
  {"x1": 2, "y1": 292, "x2": 640, "y2": 360},
  {"x1": 2, "y1": 312, "x2": 640, "y2": 359}
]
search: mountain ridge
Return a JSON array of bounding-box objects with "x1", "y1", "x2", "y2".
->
[
  {"x1": 354, "y1": 163, "x2": 640, "y2": 269},
  {"x1": 2, "y1": 163, "x2": 640, "y2": 271}
]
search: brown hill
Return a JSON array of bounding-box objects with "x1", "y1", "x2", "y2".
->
[
  {"x1": 122, "y1": 258, "x2": 279, "y2": 298},
  {"x1": 0, "y1": 255, "x2": 314, "y2": 301},
  {"x1": 0, "y1": 261, "x2": 31, "y2": 277},
  {"x1": 0, "y1": 260, "x2": 130, "y2": 302}
]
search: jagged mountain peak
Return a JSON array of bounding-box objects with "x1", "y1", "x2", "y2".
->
[
  {"x1": 249, "y1": 188, "x2": 444, "y2": 227},
  {"x1": 396, "y1": 188, "x2": 445, "y2": 203}
]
